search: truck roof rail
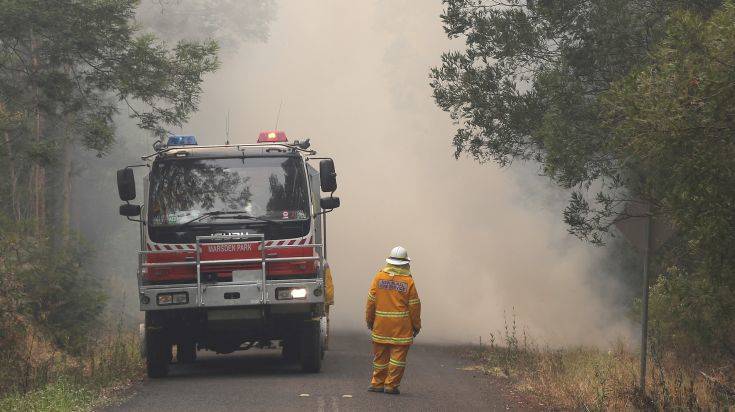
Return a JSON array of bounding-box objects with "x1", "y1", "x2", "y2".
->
[{"x1": 141, "y1": 142, "x2": 317, "y2": 161}]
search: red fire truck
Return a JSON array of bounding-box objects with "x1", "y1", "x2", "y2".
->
[{"x1": 116, "y1": 131, "x2": 340, "y2": 377}]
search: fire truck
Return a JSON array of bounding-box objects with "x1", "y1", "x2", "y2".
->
[{"x1": 116, "y1": 131, "x2": 340, "y2": 378}]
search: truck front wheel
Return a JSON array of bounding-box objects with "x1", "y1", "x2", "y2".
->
[
  {"x1": 282, "y1": 338, "x2": 299, "y2": 362},
  {"x1": 299, "y1": 320, "x2": 322, "y2": 373},
  {"x1": 145, "y1": 321, "x2": 170, "y2": 378}
]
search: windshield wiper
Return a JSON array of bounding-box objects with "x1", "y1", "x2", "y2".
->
[
  {"x1": 178, "y1": 211, "x2": 242, "y2": 227},
  {"x1": 222, "y1": 214, "x2": 280, "y2": 224},
  {"x1": 178, "y1": 211, "x2": 280, "y2": 227}
]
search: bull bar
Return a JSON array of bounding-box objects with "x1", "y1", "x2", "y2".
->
[{"x1": 136, "y1": 234, "x2": 325, "y2": 311}]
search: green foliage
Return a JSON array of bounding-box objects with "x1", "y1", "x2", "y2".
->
[
  {"x1": 21, "y1": 245, "x2": 107, "y2": 353},
  {"x1": 0, "y1": 379, "x2": 96, "y2": 412},
  {"x1": 432, "y1": 0, "x2": 735, "y2": 359},
  {"x1": 430, "y1": 0, "x2": 724, "y2": 243},
  {"x1": 604, "y1": 3, "x2": 735, "y2": 356},
  {"x1": 0, "y1": 216, "x2": 106, "y2": 354},
  {"x1": 0, "y1": 328, "x2": 142, "y2": 410},
  {"x1": 602, "y1": 3, "x2": 735, "y2": 263},
  {"x1": 0, "y1": 0, "x2": 247, "y2": 406},
  {"x1": 0, "y1": 215, "x2": 140, "y2": 399},
  {"x1": 0, "y1": 218, "x2": 29, "y2": 371},
  {"x1": 648, "y1": 267, "x2": 735, "y2": 359},
  {"x1": 0, "y1": 0, "x2": 220, "y2": 154},
  {"x1": 138, "y1": 0, "x2": 276, "y2": 50}
]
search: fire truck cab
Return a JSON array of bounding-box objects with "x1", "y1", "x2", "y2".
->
[{"x1": 116, "y1": 131, "x2": 340, "y2": 378}]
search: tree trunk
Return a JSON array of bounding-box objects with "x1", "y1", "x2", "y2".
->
[
  {"x1": 4, "y1": 130, "x2": 19, "y2": 221},
  {"x1": 1, "y1": 102, "x2": 20, "y2": 221},
  {"x1": 61, "y1": 119, "x2": 74, "y2": 242},
  {"x1": 30, "y1": 27, "x2": 45, "y2": 235}
]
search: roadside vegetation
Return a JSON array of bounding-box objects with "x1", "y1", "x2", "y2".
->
[
  {"x1": 471, "y1": 315, "x2": 734, "y2": 410},
  {"x1": 0, "y1": 328, "x2": 141, "y2": 412},
  {"x1": 0, "y1": 0, "x2": 224, "y2": 409},
  {"x1": 0, "y1": 215, "x2": 142, "y2": 410},
  {"x1": 0, "y1": 0, "x2": 277, "y2": 407},
  {"x1": 433, "y1": 0, "x2": 735, "y2": 409}
]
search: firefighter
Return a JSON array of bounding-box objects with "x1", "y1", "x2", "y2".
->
[{"x1": 365, "y1": 246, "x2": 421, "y2": 395}]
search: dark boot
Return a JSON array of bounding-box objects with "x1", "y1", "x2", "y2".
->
[
  {"x1": 367, "y1": 386, "x2": 384, "y2": 393},
  {"x1": 384, "y1": 387, "x2": 400, "y2": 395}
]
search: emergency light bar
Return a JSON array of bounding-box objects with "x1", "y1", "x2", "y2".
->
[
  {"x1": 257, "y1": 130, "x2": 288, "y2": 143},
  {"x1": 167, "y1": 135, "x2": 198, "y2": 146}
]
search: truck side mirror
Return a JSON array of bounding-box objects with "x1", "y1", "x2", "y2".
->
[
  {"x1": 117, "y1": 168, "x2": 136, "y2": 201},
  {"x1": 319, "y1": 159, "x2": 337, "y2": 193},
  {"x1": 119, "y1": 204, "x2": 141, "y2": 217},
  {"x1": 320, "y1": 196, "x2": 340, "y2": 210}
]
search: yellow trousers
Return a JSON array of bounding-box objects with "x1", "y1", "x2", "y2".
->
[{"x1": 371, "y1": 343, "x2": 409, "y2": 389}]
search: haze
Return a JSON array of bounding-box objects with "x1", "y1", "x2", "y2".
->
[{"x1": 133, "y1": 0, "x2": 635, "y2": 346}]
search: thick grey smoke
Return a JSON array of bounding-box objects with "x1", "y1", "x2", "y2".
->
[
  {"x1": 170, "y1": 0, "x2": 635, "y2": 347},
  {"x1": 72, "y1": 0, "x2": 635, "y2": 345}
]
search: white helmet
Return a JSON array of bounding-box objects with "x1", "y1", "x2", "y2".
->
[{"x1": 386, "y1": 246, "x2": 411, "y2": 266}]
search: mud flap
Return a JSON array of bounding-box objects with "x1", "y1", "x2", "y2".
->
[{"x1": 320, "y1": 316, "x2": 328, "y2": 353}]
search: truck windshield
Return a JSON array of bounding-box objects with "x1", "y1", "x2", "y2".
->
[{"x1": 148, "y1": 156, "x2": 309, "y2": 227}]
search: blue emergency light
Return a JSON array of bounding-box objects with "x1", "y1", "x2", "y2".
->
[{"x1": 167, "y1": 135, "x2": 198, "y2": 146}]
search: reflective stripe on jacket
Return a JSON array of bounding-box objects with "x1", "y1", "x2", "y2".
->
[{"x1": 365, "y1": 267, "x2": 421, "y2": 346}]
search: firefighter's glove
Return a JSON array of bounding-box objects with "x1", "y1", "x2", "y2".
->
[
  {"x1": 367, "y1": 322, "x2": 373, "y2": 331},
  {"x1": 413, "y1": 328, "x2": 420, "y2": 337}
]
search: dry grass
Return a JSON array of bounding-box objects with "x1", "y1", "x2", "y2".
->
[
  {"x1": 0, "y1": 327, "x2": 143, "y2": 411},
  {"x1": 472, "y1": 315, "x2": 735, "y2": 410}
]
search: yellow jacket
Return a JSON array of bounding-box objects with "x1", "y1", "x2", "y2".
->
[
  {"x1": 324, "y1": 263, "x2": 334, "y2": 306},
  {"x1": 365, "y1": 265, "x2": 421, "y2": 345}
]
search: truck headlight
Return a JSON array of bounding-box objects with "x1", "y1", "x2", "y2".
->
[
  {"x1": 157, "y1": 292, "x2": 188, "y2": 305},
  {"x1": 291, "y1": 288, "x2": 307, "y2": 299},
  {"x1": 276, "y1": 287, "x2": 308, "y2": 300}
]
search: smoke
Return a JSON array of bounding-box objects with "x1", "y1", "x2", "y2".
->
[
  {"x1": 175, "y1": 0, "x2": 637, "y2": 346},
  {"x1": 111, "y1": 0, "x2": 636, "y2": 346}
]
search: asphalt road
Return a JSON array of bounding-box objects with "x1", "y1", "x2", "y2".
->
[{"x1": 106, "y1": 332, "x2": 523, "y2": 412}]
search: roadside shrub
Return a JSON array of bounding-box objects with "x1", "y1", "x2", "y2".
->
[
  {"x1": 0, "y1": 216, "x2": 108, "y2": 394},
  {"x1": 479, "y1": 313, "x2": 735, "y2": 410},
  {"x1": 20, "y1": 241, "x2": 107, "y2": 353},
  {"x1": 648, "y1": 266, "x2": 735, "y2": 362}
]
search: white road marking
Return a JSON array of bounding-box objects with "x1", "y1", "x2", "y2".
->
[
  {"x1": 299, "y1": 393, "x2": 310, "y2": 397},
  {"x1": 341, "y1": 394, "x2": 352, "y2": 398}
]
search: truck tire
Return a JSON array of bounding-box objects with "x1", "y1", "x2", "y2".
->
[
  {"x1": 282, "y1": 338, "x2": 299, "y2": 362},
  {"x1": 176, "y1": 341, "x2": 197, "y2": 364},
  {"x1": 145, "y1": 312, "x2": 170, "y2": 378},
  {"x1": 145, "y1": 329, "x2": 170, "y2": 378},
  {"x1": 299, "y1": 320, "x2": 322, "y2": 373}
]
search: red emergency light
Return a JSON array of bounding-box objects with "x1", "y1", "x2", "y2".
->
[{"x1": 257, "y1": 130, "x2": 288, "y2": 143}]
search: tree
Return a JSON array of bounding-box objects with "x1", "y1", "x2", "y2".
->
[
  {"x1": 137, "y1": 0, "x2": 276, "y2": 51},
  {"x1": 430, "y1": 0, "x2": 722, "y2": 244},
  {"x1": 603, "y1": 4, "x2": 735, "y2": 354},
  {"x1": 0, "y1": 0, "x2": 219, "y2": 234},
  {"x1": 431, "y1": 0, "x2": 735, "y2": 355},
  {"x1": 0, "y1": 0, "x2": 221, "y2": 379}
]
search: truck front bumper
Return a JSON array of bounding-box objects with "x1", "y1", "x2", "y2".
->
[{"x1": 139, "y1": 279, "x2": 324, "y2": 311}]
